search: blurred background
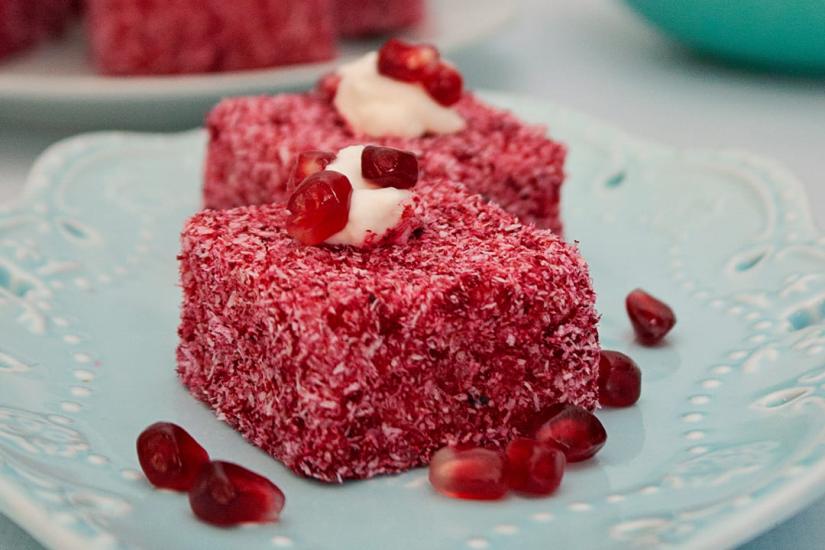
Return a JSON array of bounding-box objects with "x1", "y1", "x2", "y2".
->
[{"x1": 0, "y1": 0, "x2": 824, "y2": 548}]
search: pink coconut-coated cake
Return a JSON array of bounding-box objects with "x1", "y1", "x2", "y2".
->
[
  {"x1": 178, "y1": 180, "x2": 599, "y2": 482},
  {"x1": 333, "y1": 0, "x2": 423, "y2": 37},
  {"x1": 0, "y1": 0, "x2": 74, "y2": 60},
  {"x1": 85, "y1": 0, "x2": 336, "y2": 75},
  {"x1": 204, "y1": 83, "x2": 566, "y2": 233}
]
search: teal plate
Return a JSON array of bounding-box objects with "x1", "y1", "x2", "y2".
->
[{"x1": 1, "y1": 92, "x2": 824, "y2": 550}]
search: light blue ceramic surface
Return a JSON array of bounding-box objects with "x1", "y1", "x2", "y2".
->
[
  {"x1": 1, "y1": 92, "x2": 824, "y2": 550},
  {"x1": 624, "y1": 0, "x2": 825, "y2": 73}
]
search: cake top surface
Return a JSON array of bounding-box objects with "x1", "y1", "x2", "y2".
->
[
  {"x1": 183, "y1": 180, "x2": 591, "y2": 326},
  {"x1": 207, "y1": 85, "x2": 555, "y2": 159}
]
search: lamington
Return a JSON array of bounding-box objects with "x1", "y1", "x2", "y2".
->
[
  {"x1": 0, "y1": 0, "x2": 74, "y2": 61},
  {"x1": 204, "y1": 40, "x2": 566, "y2": 233},
  {"x1": 177, "y1": 173, "x2": 599, "y2": 482},
  {"x1": 85, "y1": 0, "x2": 336, "y2": 75},
  {"x1": 333, "y1": 0, "x2": 424, "y2": 37}
]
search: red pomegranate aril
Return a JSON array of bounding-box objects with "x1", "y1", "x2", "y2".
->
[
  {"x1": 626, "y1": 288, "x2": 677, "y2": 345},
  {"x1": 429, "y1": 446, "x2": 508, "y2": 501},
  {"x1": 189, "y1": 461, "x2": 285, "y2": 527},
  {"x1": 534, "y1": 404, "x2": 607, "y2": 462},
  {"x1": 377, "y1": 38, "x2": 440, "y2": 83},
  {"x1": 316, "y1": 72, "x2": 341, "y2": 103},
  {"x1": 598, "y1": 350, "x2": 642, "y2": 407},
  {"x1": 288, "y1": 150, "x2": 336, "y2": 190},
  {"x1": 504, "y1": 438, "x2": 565, "y2": 496},
  {"x1": 423, "y1": 63, "x2": 464, "y2": 106},
  {"x1": 287, "y1": 170, "x2": 353, "y2": 245},
  {"x1": 136, "y1": 422, "x2": 209, "y2": 491},
  {"x1": 361, "y1": 146, "x2": 419, "y2": 189}
]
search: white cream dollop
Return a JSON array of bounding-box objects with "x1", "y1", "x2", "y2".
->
[
  {"x1": 324, "y1": 145, "x2": 413, "y2": 247},
  {"x1": 333, "y1": 52, "x2": 466, "y2": 139}
]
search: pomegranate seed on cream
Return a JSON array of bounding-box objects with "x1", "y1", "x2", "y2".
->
[
  {"x1": 423, "y1": 63, "x2": 464, "y2": 107},
  {"x1": 361, "y1": 145, "x2": 419, "y2": 189},
  {"x1": 286, "y1": 170, "x2": 353, "y2": 246},
  {"x1": 377, "y1": 38, "x2": 439, "y2": 83},
  {"x1": 288, "y1": 150, "x2": 336, "y2": 190},
  {"x1": 334, "y1": 51, "x2": 465, "y2": 138},
  {"x1": 288, "y1": 145, "x2": 418, "y2": 247}
]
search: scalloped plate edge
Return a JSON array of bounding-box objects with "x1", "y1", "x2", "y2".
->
[{"x1": 0, "y1": 91, "x2": 823, "y2": 550}]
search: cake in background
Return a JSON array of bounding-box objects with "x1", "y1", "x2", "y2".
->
[
  {"x1": 334, "y1": 0, "x2": 424, "y2": 37},
  {"x1": 0, "y1": 0, "x2": 426, "y2": 74},
  {"x1": 85, "y1": 0, "x2": 336, "y2": 75},
  {"x1": 205, "y1": 41, "x2": 566, "y2": 233},
  {"x1": 0, "y1": 0, "x2": 75, "y2": 60}
]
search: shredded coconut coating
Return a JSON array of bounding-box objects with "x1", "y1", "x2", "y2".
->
[
  {"x1": 0, "y1": 0, "x2": 74, "y2": 59},
  {"x1": 178, "y1": 181, "x2": 598, "y2": 482},
  {"x1": 332, "y1": 0, "x2": 423, "y2": 37},
  {"x1": 204, "y1": 84, "x2": 566, "y2": 233},
  {"x1": 85, "y1": 0, "x2": 336, "y2": 75}
]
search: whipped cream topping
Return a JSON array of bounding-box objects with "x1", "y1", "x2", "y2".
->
[
  {"x1": 324, "y1": 145, "x2": 413, "y2": 247},
  {"x1": 333, "y1": 52, "x2": 466, "y2": 138}
]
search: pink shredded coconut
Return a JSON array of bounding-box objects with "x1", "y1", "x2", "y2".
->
[
  {"x1": 85, "y1": 0, "x2": 336, "y2": 75},
  {"x1": 0, "y1": 0, "x2": 74, "y2": 60},
  {"x1": 177, "y1": 180, "x2": 599, "y2": 482},
  {"x1": 333, "y1": 0, "x2": 423, "y2": 37},
  {"x1": 204, "y1": 83, "x2": 566, "y2": 233}
]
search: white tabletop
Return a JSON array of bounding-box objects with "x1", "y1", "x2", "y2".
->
[{"x1": 1, "y1": 0, "x2": 823, "y2": 548}]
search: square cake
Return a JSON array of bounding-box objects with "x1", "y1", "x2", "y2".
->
[
  {"x1": 204, "y1": 65, "x2": 566, "y2": 233},
  {"x1": 0, "y1": 0, "x2": 74, "y2": 60},
  {"x1": 177, "y1": 180, "x2": 599, "y2": 482},
  {"x1": 85, "y1": 0, "x2": 336, "y2": 75}
]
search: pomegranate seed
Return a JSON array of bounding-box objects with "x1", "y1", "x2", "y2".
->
[
  {"x1": 286, "y1": 170, "x2": 353, "y2": 245},
  {"x1": 534, "y1": 404, "x2": 607, "y2": 462},
  {"x1": 504, "y1": 438, "x2": 565, "y2": 496},
  {"x1": 429, "y1": 446, "x2": 508, "y2": 500},
  {"x1": 288, "y1": 150, "x2": 336, "y2": 190},
  {"x1": 136, "y1": 422, "x2": 209, "y2": 491},
  {"x1": 626, "y1": 288, "x2": 677, "y2": 345},
  {"x1": 598, "y1": 350, "x2": 642, "y2": 407},
  {"x1": 361, "y1": 146, "x2": 419, "y2": 189},
  {"x1": 316, "y1": 72, "x2": 341, "y2": 103},
  {"x1": 189, "y1": 461, "x2": 285, "y2": 527},
  {"x1": 423, "y1": 64, "x2": 464, "y2": 106},
  {"x1": 377, "y1": 38, "x2": 441, "y2": 83}
]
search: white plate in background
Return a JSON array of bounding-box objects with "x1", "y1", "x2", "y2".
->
[{"x1": 0, "y1": 0, "x2": 514, "y2": 129}]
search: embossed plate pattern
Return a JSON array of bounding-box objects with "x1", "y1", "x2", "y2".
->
[{"x1": 0, "y1": 92, "x2": 823, "y2": 550}]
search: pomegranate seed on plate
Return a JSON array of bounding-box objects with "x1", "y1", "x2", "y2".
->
[
  {"x1": 136, "y1": 422, "x2": 209, "y2": 491},
  {"x1": 361, "y1": 146, "x2": 419, "y2": 189},
  {"x1": 598, "y1": 350, "x2": 642, "y2": 407},
  {"x1": 429, "y1": 446, "x2": 508, "y2": 500},
  {"x1": 422, "y1": 64, "x2": 464, "y2": 106},
  {"x1": 534, "y1": 404, "x2": 607, "y2": 462},
  {"x1": 626, "y1": 288, "x2": 677, "y2": 345},
  {"x1": 504, "y1": 438, "x2": 565, "y2": 496},
  {"x1": 288, "y1": 150, "x2": 336, "y2": 190},
  {"x1": 189, "y1": 461, "x2": 285, "y2": 527},
  {"x1": 287, "y1": 170, "x2": 353, "y2": 245},
  {"x1": 377, "y1": 38, "x2": 440, "y2": 83}
]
